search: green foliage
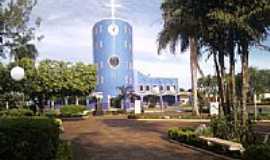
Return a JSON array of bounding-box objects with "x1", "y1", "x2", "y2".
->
[
  {"x1": 55, "y1": 140, "x2": 73, "y2": 160},
  {"x1": 0, "y1": 108, "x2": 34, "y2": 117},
  {"x1": 44, "y1": 109, "x2": 60, "y2": 118},
  {"x1": 168, "y1": 127, "x2": 198, "y2": 145},
  {"x1": 210, "y1": 116, "x2": 236, "y2": 140},
  {"x1": 257, "y1": 112, "x2": 270, "y2": 120},
  {"x1": 127, "y1": 114, "x2": 161, "y2": 119},
  {"x1": 0, "y1": 0, "x2": 41, "y2": 60},
  {"x1": 110, "y1": 97, "x2": 122, "y2": 108},
  {"x1": 243, "y1": 144, "x2": 270, "y2": 160},
  {"x1": 60, "y1": 105, "x2": 87, "y2": 117},
  {"x1": 0, "y1": 59, "x2": 96, "y2": 110},
  {"x1": 0, "y1": 117, "x2": 60, "y2": 160}
]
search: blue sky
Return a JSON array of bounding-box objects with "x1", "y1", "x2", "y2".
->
[{"x1": 32, "y1": 0, "x2": 270, "y2": 89}]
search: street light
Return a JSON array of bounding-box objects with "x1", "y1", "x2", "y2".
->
[
  {"x1": 10, "y1": 66, "x2": 25, "y2": 81},
  {"x1": 6, "y1": 66, "x2": 25, "y2": 110}
]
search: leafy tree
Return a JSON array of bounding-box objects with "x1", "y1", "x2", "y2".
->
[
  {"x1": 116, "y1": 85, "x2": 134, "y2": 110},
  {"x1": 0, "y1": 0, "x2": 41, "y2": 61}
]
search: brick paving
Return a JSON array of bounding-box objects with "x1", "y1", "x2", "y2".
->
[{"x1": 63, "y1": 116, "x2": 223, "y2": 160}]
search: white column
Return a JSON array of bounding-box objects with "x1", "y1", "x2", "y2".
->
[
  {"x1": 64, "y1": 97, "x2": 69, "y2": 105},
  {"x1": 75, "y1": 96, "x2": 79, "y2": 105},
  {"x1": 160, "y1": 94, "x2": 164, "y2": 112},
  {"x1": 175, "y1": 94, "x2": 178, "y2": 104},
  {"x1": 108, "y1": 95, "x2": 111, "y2": 110}
]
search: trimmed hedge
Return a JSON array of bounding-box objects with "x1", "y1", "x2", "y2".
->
[
  {"x1": 45, "y1": 109, "x2": 60, "y2": 118},
  {"x1": 56, "y1": 140, "x2": 73, "y2": 160},
  {"x1": 168, "y1": 127, "x2": 199, "y2": 145},
  {"x1": 243, "y1": 144, "x2": 270, "y2": 160},
  {"x1": 0, "y1": 108, "x2": 34, "y2": 117},
  {"x1": 60, "y1": 105, "x2": 87, "y2": 117},
  {"x1": 0, "y1": 117, "x2": 60, "y2": 160}
]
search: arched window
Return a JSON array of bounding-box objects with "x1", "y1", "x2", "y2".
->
[
  {"x1": 139, "y1": 85, "x2": 144, "y2": 91},
  {"x1": 167, "y1": 85, "x2": 170, "y2": 91}
]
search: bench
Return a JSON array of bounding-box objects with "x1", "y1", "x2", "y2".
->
[{"x1": 199, "y1": 136, "x2": 245, "y2": 152}]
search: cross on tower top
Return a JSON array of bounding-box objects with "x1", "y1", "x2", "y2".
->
[{"x1": 106, "y1": 0, "x2": 121, "y2": 18}]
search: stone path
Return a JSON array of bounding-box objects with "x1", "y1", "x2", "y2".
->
[{"x1": 63, "y1": 116, "x2": 224, "y2": 160}]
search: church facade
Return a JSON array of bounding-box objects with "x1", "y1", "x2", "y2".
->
[{"x1": 93, "y1": 18, "x2": 179, "y2": 110}]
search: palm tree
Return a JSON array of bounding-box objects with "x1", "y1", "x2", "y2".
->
[
  {"x1": 158, "y1": 0, "x2": 205, "y2": 116},
  {"x1": 117, "y1": 85, "x2": 134, "y2": 110}
]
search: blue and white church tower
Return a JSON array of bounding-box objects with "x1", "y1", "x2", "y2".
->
[{"x1": 93, "y1": 0, "x2": 133, "y2": 109}]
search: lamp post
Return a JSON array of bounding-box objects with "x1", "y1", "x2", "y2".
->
[{"x1": 6, "y1": 66, "x2": 25, "y2": 110}]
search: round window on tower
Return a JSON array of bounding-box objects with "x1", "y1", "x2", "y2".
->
[
  {"x1": 108, "y1": 56, "x2": 120, "y2": 68},
  {"x1": 108, "y1": 24, "x2": 119, "y2": 36}
]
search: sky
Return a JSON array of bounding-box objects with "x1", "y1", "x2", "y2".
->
[{"x1": 31, "y1": 0, "x2": 270, "y2": 89}]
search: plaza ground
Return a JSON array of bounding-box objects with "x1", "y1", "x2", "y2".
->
[{"x1": 63, "y1": 116, "x2": 269, "y2": 160}]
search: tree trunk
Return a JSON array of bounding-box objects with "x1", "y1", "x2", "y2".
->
[
  {"x1": 218, "y1": 51, "x2": 229, "y2": 116},
  {"x1": 229, "y1": 46, "x2": 237, "y2": 129},
  {"x1": 189, "y1": 37, "x2": 199, "y2": 116},
  {"x1": 213, "y1": 52, "x2": 223, "y2": 116},
  {"x1": 241, "y1": 42, "x2": 249, "y2": 127}
]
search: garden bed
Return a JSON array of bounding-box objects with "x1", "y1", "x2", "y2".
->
[
  {"x1": 128, "y1": 113, "x2": 210, "y2": 120},
  {"x1": 168, "y1": 127, "x2": 242, "y2": 159},
  {"x1": 168, "y1": 127, "x2": 270, "y2": 160}
]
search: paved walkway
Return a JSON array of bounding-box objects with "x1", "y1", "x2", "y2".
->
[{"x1": 63, "y1": 116, "x2": 223, "y2": 160}]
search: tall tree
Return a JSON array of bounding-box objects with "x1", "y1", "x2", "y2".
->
[
  {"x1": 0, "y1": 0, "x2": 41, "y2": 61},
  {"x1": 158, "y1": 0, "x2": 206, "y2": 115}
]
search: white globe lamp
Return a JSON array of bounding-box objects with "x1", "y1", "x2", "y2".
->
[{"x1": 10, "y1": 66, "x2": 25, "y2": 81}]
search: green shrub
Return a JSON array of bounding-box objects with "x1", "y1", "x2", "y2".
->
[
  {"x1": 110, "y1": 97, "x2": 122, "y2": 108},
  {"x1": 257, "y1": 112, "x2": 270, "y2": 120},
  {"x1": 210, "y1": 116, "x2": 235, "y2": 140},
  {"x1": 0, "y1": 108, "x2": 34, "y2": 117},
  {"x1": 243, "y1": 144, "x2": 270, "y2": 160},
  {"x1": 45, "y1": 109, "x2": 60, "y2": 118},
  {"x1": 55, "y1": 140, "x2": 73, "y2": 160},
  {"x1": 195, "y1": 126, "x2": 213, "y2": 137},
  {"x1": 0, "y1": 117, "x2": 60, "y2": 160},
  {"x1": 168, "y1": 127, "x2": 198, "y2": 145},
  {"x1": 127, "y1": 113, "x2": 162, "y2": 119},
  {"x1": 60, "y1": 105, "x2": 86, "y2": 117}
]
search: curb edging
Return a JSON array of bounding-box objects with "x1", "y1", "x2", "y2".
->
[{"x1": 168, "y1": 139, "x2": 240, "y2": 160}]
